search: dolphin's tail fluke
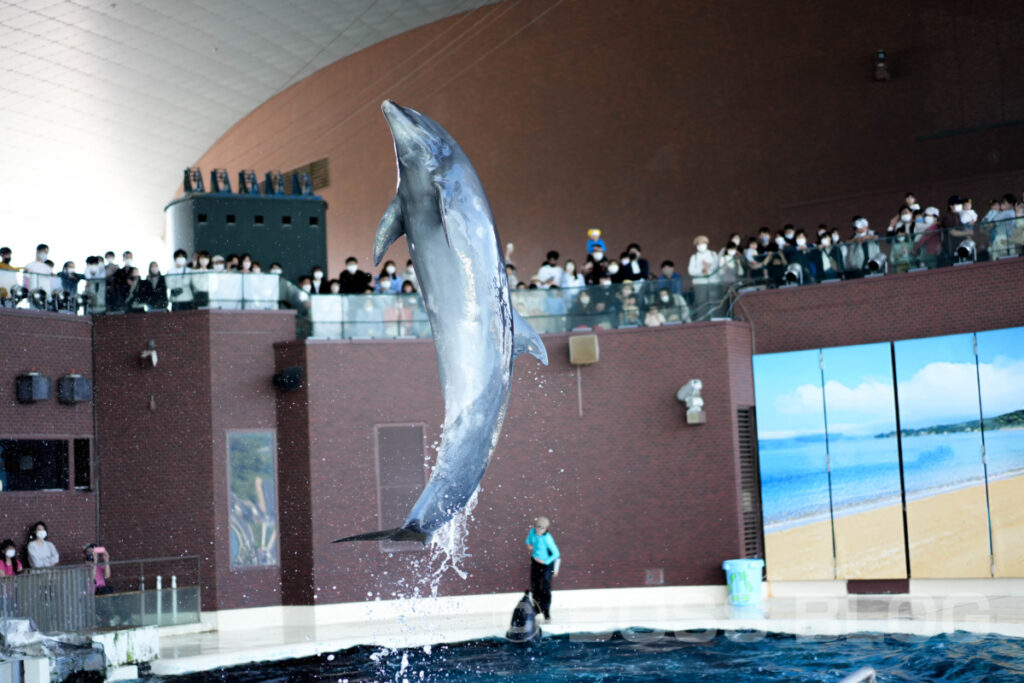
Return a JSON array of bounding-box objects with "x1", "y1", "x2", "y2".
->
[{"x1": 333, "y1": 526, "x2": 429, "y2": 544}]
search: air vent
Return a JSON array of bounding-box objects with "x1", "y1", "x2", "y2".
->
[{"x1": 737, "y1": 406, "x2": 764, "y2": 559}]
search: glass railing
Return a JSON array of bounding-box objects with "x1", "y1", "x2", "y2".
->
[
  {"x1": 93, "y1": 555, "x2": 201, "y2": 628},
  {"x1": 0, "y1": 271, "x2": 310, "y2": 316},
  {"x1": 0, "y1": 217, "x2": 1018, "y2": 334}
]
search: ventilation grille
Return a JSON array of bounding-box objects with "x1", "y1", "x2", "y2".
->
[{"x1": 737, "y1": 406, "x2": 764, "y2": 559}]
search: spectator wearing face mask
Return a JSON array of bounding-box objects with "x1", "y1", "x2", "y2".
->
[
  {"x1": 651, "y1": 286, "x2": 691, "y2": 323},
  {"x1": 23, "y1": 243, "x2": 52, "y2": 293},
  {"x1": 786, "y1": 230, "x2": 814, "y2": 282},
  {"x1": 27, "y1": 521, "x2": 59, "y2": 568},
  {"x1": 982, "y1": 194, "x2": 1019, "y2": 258},
  {"x1": 268, "y1": 262, "x2": 284, "y2": 276},
  {"x1": 719, "y1": 240, "x2": 746, "y2": 288},
  {"x1": 402, "y1": 260, "x2": 417, "y2": 292},
  {"x1": 559, "y1": 259, "x2": 585, "y2": 289},
  {"x1": 211, "y1": 255, "x2": 227, "y2": 272},
  {"x1": 338, "y1": 257, "x2": 371, "y2": 294},
  {"x1": 298, "y1": 275, "x2": 314, "y2": 295},
  {"x1": 535, "y1": 251, "x2": 563, "y2": 288},
  {"x1": 166, "y1": 248, "x2": 195, "y2": 310},
  {"x1": 606, "y1": 256, "x2": 626, "y2": 284},
  {"x1": 123, "y1": 267, "x2": 145, "y2": 312},
  {"x1": 743, "y1": 239, "x2": 766, "y2": 277},
  {"x1": 942, "y1": 195, "x2": 968, "y2": 259},
  {"x1": 103, "y1": 251, "x2": 119, "y2": 278},
  {"x1": 888, "y1": 192, "x2": 919, "y2": 232},
  {"x1": 889, "y1": 227, "x2": 914, "y2": 272},
  {"x1": 812, "y1": 233, "x2": 843, "y2": 281},
  {"x1": 584, "y1": 247, "x2": 608, "y2": 285},
  {"x1": 136, "y1": 261, "x2": 168, "y2": 311},
  {"x1": 888, "y1": 205, "x2": 915, "y2": 235},
  {"x1": 756, "y1": 227, "x2": 773, "y2": 254},
  {"x1": 844, "y1": 217, "x2": 880, "y2": 277},
  {"x1": 688, "y1": 235, "x2": 721, "y2": 320},
  {"x1": 193, "y1": 251, "x2": 212, "y2": 271},
  {"x1": 377, "y1": 261, "x2": 403, "y2": 293},
  {"x1": 912, "y1": 207, "x2": 944, "y2": 268},
  {"x1": 310, "y1": 265, "x2": 327, "y2": 294},
  {"x1": 58, "y1": 260, "x2": 83, "y2": 295},
  {"x1": 624, "y1": 243, "x2": 649, "y2": 280},
  {"x1": 568, "y1": 289, "x2": 595, "y2": 329},
  {"x1": 1, "y1": 539, "x2": 23, "y2": 576}
]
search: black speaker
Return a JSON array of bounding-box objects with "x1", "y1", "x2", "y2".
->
[
  {"x1": 57, "y1": 375, "x2": 93, "y2": 404},
  {"x1": 16, "y1": 373, "x2": 51, "y2": 403},
  {"x1": 273, "y1": 366, "x2": 303, "y2": 391}
]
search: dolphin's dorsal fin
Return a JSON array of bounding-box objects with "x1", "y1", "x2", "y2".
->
[
  {"x1": 512, "y1": 308, "x2": 549, "y2": 365},
  {"x1": 374, "y1": 196, "x2": 405, "y2": 266}
]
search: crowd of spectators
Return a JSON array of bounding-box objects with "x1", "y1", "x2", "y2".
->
[{"x1": 1, "y1": 188, "x2": 1021, "y2": 325}]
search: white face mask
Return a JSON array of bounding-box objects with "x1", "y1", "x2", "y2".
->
[
  {"x1": 659, "y1": 294, "x2": 670, "y2": 303},
  {"x1": 175, "y1": 256, "x2": 187, "y2": 267},
  {"x1": 346, "y1": 264, "x2": 357, "y2": 274},
  {"x1": 312, "y1": 270, "x2": 323, "y2": 279},
  {"x1": 952, "y1": 204, "x2": 963, "y2": 212},
  {"x1": 620, "y1": 257, "x2": 630, "y2": 265},
  {"x1": 579, "y1": 296, "x2": 590, "y2": 305},
  {"x1": 4, "y1": 549, "x2": 14, "y2": 558},
  {"x1": 213, "y1": 263, "x2": 225, "y2": 272},
  {"x1": 123, "y1": 259, "x2": 133, "y2": 268},
  {"x1": 923, "y1": 216, "x2": 936, "y2": 226},
  {"x1": 270, "y1": 268, "x2": 283, "y2": 275},
  {"x1": 774, "y1": 237, "x2": 785, "y2": 247},
  {"x1": 696, "y1": 244, "x2": 708, "y2": 253},
  {"x1": 607, "y1": 264, "x2": 619, "y2": 274},
  {"x1": 379, "y1": 280, "x2": 391, "y2": 290},
  {"x1": 796, "y1": 237, "x2": 807, "y2": 246},
  {"x1": 831, "y1": 233, "x2": 841, "y2": 242},
  {"x1": 592, "y1": 252, "x2": 604, "y2": 261},
  {"x1": 821, "y1": 238, "x2": 832, "y2": 247},
  {"x1": 36, "y1": 529, "x2": 47, "y2": 540},
  {"x1": 784, "y1": 232, "x2": 794, "y2": 240},
  {"x1": 385, "y1": 265, "x2": 396, "y2": 275},
  {"x1": 301, "y1": 284, "x2": 312, "y2": 293}
]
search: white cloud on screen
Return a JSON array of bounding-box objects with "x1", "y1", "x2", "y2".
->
[{"x1": 771, "y1": 359, "x2": 1024, "y2": 434}]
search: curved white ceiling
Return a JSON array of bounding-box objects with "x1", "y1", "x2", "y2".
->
[{"x1": 0, "y1": 0, "x2": 497, "y2": 267}]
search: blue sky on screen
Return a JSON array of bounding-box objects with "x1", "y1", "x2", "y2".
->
[{"x1": 753, "y1": 328, "x2": 1024, "y2": 438}]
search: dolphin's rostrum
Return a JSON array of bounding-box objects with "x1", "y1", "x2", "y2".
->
[{"x1": 334, "y1": 101, "x2": 547, "y2": 545}]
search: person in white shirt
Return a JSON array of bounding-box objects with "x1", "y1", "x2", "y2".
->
[
  {"x1": 22, "y1": 243, "x2": 53, "y2": 295},
  {"x1": 534, "y1": 251, "x2": 564, "y2": 288},
  {"x1": 27, "y1": 521, "x2": 59, "y2": 569},
  {"x1": 165, "y1": 248, "x2": 195, "y2": 310},
  {"x1": 687, "y1": 235, "x2": 720, "y2": 320},
  {"x1": 559, "y1": 259, "x2": 585, "y2": 289}
]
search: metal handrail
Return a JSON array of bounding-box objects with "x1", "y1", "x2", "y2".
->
[{"x1": 0, "y1": 565, "x2": 95, "y2": 633}]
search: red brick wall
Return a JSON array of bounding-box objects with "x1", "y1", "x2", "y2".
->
[
  {"x1": 734, "y1": 257, "x2": 1024, "y2": 355},
  {"x1": 93, "y1": 310, "x2": 294, "y2": 610},
  {"x1": 0, "y1": 309, "x2": 96, "y2": 565},
  {"x1": 277, "y1": 322, "x2": 756, "y2": 603},
  {"x1": 193, "y1": 0, "x2": 1024, "y2": 277}
]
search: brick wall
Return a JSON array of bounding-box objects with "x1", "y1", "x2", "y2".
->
[
  {"x1": 0, "y1": 309, "x2": 96, "y2": 564},
  {"x1": 93, "y1": 310, "x2": 294, "y2": 610},
  {"x1": 734, "y1": 257, "x2": 1024, "y2": 355},
  {"x1": 277, "y1": 322, "x2": 756, "y2": 604}
]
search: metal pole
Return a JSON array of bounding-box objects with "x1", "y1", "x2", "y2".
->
[
  {"x1": 171, "y1": 575, "x2": 178, "y2": 624},
  {"x1": 156, "y1": 575, "x2": 163, "y2": 626}
]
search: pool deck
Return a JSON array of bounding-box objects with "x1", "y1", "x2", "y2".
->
[{"x1": 150, "y1": 581, "x2": 1024, "y2": 676}]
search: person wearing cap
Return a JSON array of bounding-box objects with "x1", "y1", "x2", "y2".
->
[
  {"x1": 526, "y1": 516, "x2": 561, "y2": 621},
  {"x1": 844, "y1": 217, "x2": 879, "y2": 277},
  {"x1": 912, "y1": 207, "x2": 944, "y2": 268}
]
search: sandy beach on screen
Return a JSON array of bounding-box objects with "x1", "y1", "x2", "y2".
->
[{"x1": 764, "y1": 474, "x2": 1024, "y2": 581}]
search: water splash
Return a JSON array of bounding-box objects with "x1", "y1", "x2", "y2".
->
[{"x1": 422, "y1": 490, "x2": 478, "y2": 596}]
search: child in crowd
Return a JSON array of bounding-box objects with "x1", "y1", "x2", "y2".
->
[{"x1": 1, "y1": 539, "x2": 23, "y2": 576}]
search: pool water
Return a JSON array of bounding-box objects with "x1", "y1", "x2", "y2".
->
[{"x1": 146, "y1": 631, "x2": 1024, "y2": 682}]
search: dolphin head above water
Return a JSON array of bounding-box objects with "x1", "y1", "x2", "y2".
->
[{"x1": 382, "y1": 99, "x2": 453, "y2": 177}]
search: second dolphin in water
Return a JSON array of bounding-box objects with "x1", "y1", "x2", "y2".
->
[{"x1": 334, "y1": 100, "x2": 548, "y2": 545}]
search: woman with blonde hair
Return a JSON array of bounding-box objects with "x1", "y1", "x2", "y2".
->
[{"x1": 525, "y1": 516, "x2": 561, "y2": 621}]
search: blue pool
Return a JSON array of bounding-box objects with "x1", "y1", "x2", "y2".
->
[{"x1": 146, "y1": 630, "x2": 1024, "y2": 681}]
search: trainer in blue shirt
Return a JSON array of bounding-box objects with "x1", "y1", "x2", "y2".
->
[{"x1": 525, "y1": 516, "x2": 561, "y2": 621}]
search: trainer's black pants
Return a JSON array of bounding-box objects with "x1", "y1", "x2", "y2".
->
[{"x1": 530, "y1": 559, "x2": 554, "y2": 616}]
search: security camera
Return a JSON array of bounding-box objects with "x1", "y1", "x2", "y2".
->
[
  {"x1": 676, "y1": 379, "x2": 706, "y2": 425},
  {"x1": 140, "y1": 339, "x2": 158, "y2": 367}
]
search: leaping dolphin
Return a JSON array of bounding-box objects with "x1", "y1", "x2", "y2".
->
[{"x1": 334, "y1": 100, "x2": 548, "y2": 545}]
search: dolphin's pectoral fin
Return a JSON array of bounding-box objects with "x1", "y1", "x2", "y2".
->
[
  {"x1": 512, "y1": 308, "x2": 549, "y2": 365},
  {"x1": 433, "y1": 182, "x2": 452, "y2": 248},
  {"x1": 333, "y1": 526, "x2": 429, "y2": 545},
  {"x1": 374, "y1": 197, "x2": 406, "y2": 266}
]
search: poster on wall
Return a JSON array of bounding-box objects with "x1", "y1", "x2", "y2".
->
[
  {"x1": 227, "y1": 431, "x2": 279, "y2": 567},
  {"x1": 975, "y1": 326, "x2": 1024, "y2": 577},
  {"x1": 752, "y1": 349, "x2": 834, "y2": 581},
  {"x1": 893, "y1": 333, "x2": 990, "y2": 578},
  {"x1": 820, "y1": 343, "x2": 906, "y2": 579}
]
